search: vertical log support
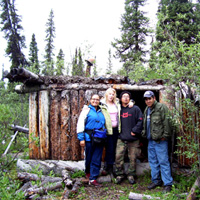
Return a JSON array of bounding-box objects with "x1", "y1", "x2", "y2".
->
[
  {"x1": 50, "y1": 91, "x2": 61, "y2": 160},
  {"x1": 60, "y1": 90, "x2": 71, "y2": 160},
  {"x1": 39, "y1": 91, "x2": 50, "y2": 159},
  {"x1": 78, "y1": 90, "x2": 86, "y2": 160},
  {"x1": 29, "y1": 92, "x2": 39, "y2": 159},
  {"x1": 70, "y1": 90, "x2": 81, "y2": 160}
]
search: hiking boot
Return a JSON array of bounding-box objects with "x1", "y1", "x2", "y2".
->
[
  {"x1": 147, "y1": 182, "x2": 162, "y2": 190},
  {"x1": 163, "y1": 185, "x2": 172, "y2": 193},
  {"x1": 115, "y1": 176, "x2": 124, "y2": 184},
  {"x1": 89, "y1": 180, "x2": 101, "y2": 187},
  {"x1": 128, "y1": 176, "x2": 136, "y2": 184}
]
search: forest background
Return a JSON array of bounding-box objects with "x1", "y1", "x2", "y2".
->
[{"x1": 0, "y1": 0, "x2": 200, "y2": 199}]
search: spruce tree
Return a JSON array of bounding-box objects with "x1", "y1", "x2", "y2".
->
[
  {"x1": 28, "y1": 33, "x2": 39, "y2": 73},
  {"x1": 55, "y1": 49, "x2": 65, "y2": 75},
  {"x1": 0, "y1": 0, "x2": 27, "y2": 68},
  {"x1": 112, "y1": 0, "x2": 150, "y2": 75},
  {"x1": 156, "y1": 0, "x2": 200, "y2": 45},
  {"x1": 43, "y1": 9, "x2": 55, "y2": 75},
  {"x1": 72, "y1": 48, "x2": 84, "y2": 76},
  {"x1": 106, "y1": 49, "x2": 113, "y2": 74}
]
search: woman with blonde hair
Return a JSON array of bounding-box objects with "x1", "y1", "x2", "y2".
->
[{"x1": 100, "y1": 88, "x2": 121, "y2": 175}]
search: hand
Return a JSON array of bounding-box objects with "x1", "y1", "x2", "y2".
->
[
  {"x1": 131, "y1": 132, "x2": 135, "y2": 136},
  {"x1": 80, "y1": 140, "x2": 85, "y2": 147},
  {"x1": 128, "y1": 101, "x2": 134, "y2": 108}
]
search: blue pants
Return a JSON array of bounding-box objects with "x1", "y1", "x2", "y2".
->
[
  {"x1": 105, "y1": 127, "x2": 119, "y2": 166},
  {"x1": 148, "y1": 140, "x2": 173, "y2": 186},
  {"x1": 85, "y1": 142, "x2": 103, "y2": 180}
]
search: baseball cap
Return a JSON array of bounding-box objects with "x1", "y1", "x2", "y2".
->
[{"x1": 143, "y1": 91, "x2": 155, "y2": 98}]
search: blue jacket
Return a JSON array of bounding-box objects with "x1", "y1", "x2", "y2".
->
[{"x1": 77, "y1": 104, "x2": 105, "y2": 141}]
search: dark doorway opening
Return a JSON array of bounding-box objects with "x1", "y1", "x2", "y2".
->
[{"x1": 116, "y1": 89, "x2": 160, "y2": 162}]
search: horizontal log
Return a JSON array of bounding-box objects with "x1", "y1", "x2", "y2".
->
[
  {"x1": 129, "y1": 192, "x2": 160, "y2": 199},
  {"x1": 10, "y1": 124, "x2": 29, "y2": 134},
  {"x1": 15, "y1": 83, "x2": 166, "y2": 94}
]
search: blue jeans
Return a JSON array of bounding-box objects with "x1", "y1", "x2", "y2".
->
[
  {"x1": 148, "y1": 140, "x2": 173, "y2": 186},
  {"x1": 105, "y1": 127, "x2": 119, "y2": 166},
  {"x1": 85, "y1": 142, "x2": 103, "y2": 180}
]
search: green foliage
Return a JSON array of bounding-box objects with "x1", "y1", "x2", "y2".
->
[
  {"x1": 106, "y1": 49, "x2": 113, "y2": 74},
  {"x1": 55, "y1": 49, "x2": 65, "y2": 75},
  {"x1": 43, "y1": 9, "x2": 55, "y2": 75},
  {"x1": 112, "y1": 0, "x2": 151, "y2": 74},
  {"x1": 0, "y1": 0, "x2": 27, "y2": 68},
  {"x1": 72, "y1": 48, "x2": 84, "y2": 76},
  {"x1": 71, "y1": 170, "x2": 85, "y2": 179},
  {"x1": 28, "y1": 33, "x2": 40, "y2": 73},
  {"x1": 0, "y1": 172, "x2": 25, "y2": 200}
]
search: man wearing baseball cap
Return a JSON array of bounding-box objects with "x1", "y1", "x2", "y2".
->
[
  {"x1": 142, "y1": 91, "x2": 173, "y2": 193},
  {"x1": 115, "y1": 91, "x2": 143, "y2": 184}
]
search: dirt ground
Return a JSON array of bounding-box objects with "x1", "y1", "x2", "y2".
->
[{"x1": 73, "y1": 175, "x2": 163, "y2": 200}]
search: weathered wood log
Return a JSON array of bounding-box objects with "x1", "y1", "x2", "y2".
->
[
  {"x1": 25, "y1": 181, "x2": 63, "y2": 197},
  {"x1": 17, "y1": 68, "x2": 39, "y2": 80},
  {"x1": 62, "y1": 169, "x2": 73, "y2": 188},
  {"x1": 79, "y1": 90, "x2": 86, "y2": 160},
  {"x1": 16, "y1": 181, "x2": 33, "y2": 193},
  {"x1": 50, "y1": 90, "x2": 61, "y2": 160},
  {"x1": 17, "y1": 172, "x2": 62, "y2": 183},
  {"x1": 10, "y1": 124, "x2": 29, "y2": 134},
  {"x1": 39, "y1": 91, "x2": 50, "y2": 159},
  {"x1": 129, "y1": 192, "x2": 160, "y2": 199},
  {"x1": 70, "y1": 90, "x2": 81, "y2": 160},
  {"x1": 62, "y1": 187, "x2": 71, "y2": 199},
  {"x1": 29, "y1": 92, "x2": 40, "y2": 159},
  {"x1": 3, "y1": 130, "x2": 19, "y2": 156},
  {"x1": 60, "y1": 90, "x2": 71, "y2": 160},
  {"x1": 186, "y1": 176, "x2": 200, "y2": 200},
  {"x1": 71, "y1": 178, "x2": 82, "y2": 193}
]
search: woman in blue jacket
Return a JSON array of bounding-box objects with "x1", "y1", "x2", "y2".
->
[{"x1": 77, "y1": 94, "x2": 106, "y2": 186}]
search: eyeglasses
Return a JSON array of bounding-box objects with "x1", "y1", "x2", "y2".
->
[{"x1": 91, "y1": 98, "x2": 100, "y2": 101}]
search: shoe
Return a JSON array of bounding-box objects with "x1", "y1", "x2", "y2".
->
[
  {"x1": 101, "y1": 169, "x2": 108, "y2": 176},
  {"x1": 147, "y1": 182, "x2": 162, "y2": 190},
  {"x1": 115, "y1": 176, "x2": 123, "y2": 184},
  {"x1": 89, "y1": 180, "x2": 101, "y2": 186},
  {"x1": 86, "y1": 173, "x2": 90, "y2": 178},
  {"x1": 163, "y1": 185, "x2": 172, "y2": 193},
  {"x1": 128, "y1": 176, "x2": 136, "y2": 184}
]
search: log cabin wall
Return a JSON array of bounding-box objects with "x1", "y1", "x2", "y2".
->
[
  {"x1": 28, "y1": 81, "x2": 169, "y2": 161},
  {"x1": 7, "y1": 68, "x2": 198, "y2": 166}
]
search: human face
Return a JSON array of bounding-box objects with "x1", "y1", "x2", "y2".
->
[
  {"x1": 121, "y1": 93, "x2": 130, "y2": 105},
  {"x1": 144, "y1": 96, "x2": 155, "y2": 108},
  {"x1": 90, "y1": 95, "x2": 100, "y2": 107},
  {"x1": 107, "y1": 91, "x2": 115, "y2": 103}
]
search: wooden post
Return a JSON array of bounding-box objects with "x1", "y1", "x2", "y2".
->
[
  {"x1": 29, "y1": 92, "x2": 39, "y2": 159},
  {"x1": 39, "y1": 91, "x2": 50, "y2": 159},
  {"x1": 60, "y1": 90, "x2": 71, "y2": 160},
  {"x1": 70, "y1": 90, "x2": 81, "y2": 160},
  {"x1": 50, "y1": 91, "x2": 61, "y2": 160}
]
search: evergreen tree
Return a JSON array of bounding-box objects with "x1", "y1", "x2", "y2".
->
[
  {"x1": 112, "y1": 0, "x2": 150, "y2": 75},
  {"x1": 93, "y1": 56, "x2": 97, "y2": 76},
  {"x1": 28, "y1": 33, "x2": 39, "y2": 73},
  {"x1": 55, "y1": 49, "x2": 65, "y2": 75},
  {"x1": 156, "y1": 0, "x2": 200, "y2": 45},
  {"x1": 43, "y1": 9, "x2": 55, "y2": 75},
  {"x1": 106, "y1": 49, "x2": 113, "y2": 74},
  {"x1": 72, "y1": 48, "x2": 84, "y2": 76},
  {"x1": 0, "y1": 0, "x2": 27, "y2": 68}
]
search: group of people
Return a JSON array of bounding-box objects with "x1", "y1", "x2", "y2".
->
[{"x1": 76, "y1": 88, "x2": 173, "y2": 193}]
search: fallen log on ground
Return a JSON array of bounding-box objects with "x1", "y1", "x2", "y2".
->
[
  {"x1": 17, "y1": 172, "x2": 62, "y2": 183},
  {"x1": 186, "y1": 176, "x2": 200, "y2": 200},
  {"x1": 24, "y1": 181, "x2": 63, "y2": 197},
  {"x1": 129, "y1": 192, "x2": 160, "y2": 199}
]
